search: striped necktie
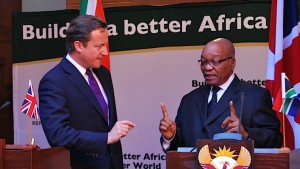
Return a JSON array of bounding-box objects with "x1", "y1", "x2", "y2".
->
[{"x1": 207, "y1": 86, "x2": 220, "y2": 117}]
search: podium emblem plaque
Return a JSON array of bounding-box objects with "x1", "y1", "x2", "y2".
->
[{"x1": 197, "y1": 139, "x2": 254, "y2": 169}]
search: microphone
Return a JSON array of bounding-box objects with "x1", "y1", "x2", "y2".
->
[
  {"x1": 0, "y1": 101, "x2": 11, "y2": 110},
  {"x1": 213, "y1": 92, "x2": 245, "y2": 140},
  {"x1": 237, "y1": 92, "x2": 245, "y2": 134}
]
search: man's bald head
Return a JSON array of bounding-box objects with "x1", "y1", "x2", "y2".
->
[{"x1": 205, "y1": 38, "x2": 235, "y2": 59}]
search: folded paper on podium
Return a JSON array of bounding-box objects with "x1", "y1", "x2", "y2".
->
[{"x1": 0, "y1": 139, "x2": 70, "y2": 169}]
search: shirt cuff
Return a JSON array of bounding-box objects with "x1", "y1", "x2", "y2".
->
[{"x1": 162, "y1": 132, "x2": 176, "y2": 150}]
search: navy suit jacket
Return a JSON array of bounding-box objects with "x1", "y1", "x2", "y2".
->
[
  {"x1": 39, "y1": 57, "x2": 123, "y2": 169},
  {"x1": 164, "y1": 75, "x2": 282, "y2": 151}
]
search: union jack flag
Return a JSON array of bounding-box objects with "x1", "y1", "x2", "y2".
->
[
  {"x1": 266, "y1": 0, "x2": 300, "y2": 149},
  {"x1": 21, "y1": 80, "x2": 39, "y2": 120}
]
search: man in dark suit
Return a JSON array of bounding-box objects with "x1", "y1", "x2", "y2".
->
[
  {"x1": 39, "y1": 15, "x2": 135, "y2": 169},
  {"x1": 159, "y1": 38, "x2": 282, "y2": 151}
]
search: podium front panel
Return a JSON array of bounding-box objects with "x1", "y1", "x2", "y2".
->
[
  {"x1": 4, "y1": 147, "x2": 70, "y2": 169},
  {"x1": 166, "y1": 151, "x2": 289, "y2": 169}
]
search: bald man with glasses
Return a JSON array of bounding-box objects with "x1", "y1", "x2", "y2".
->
[{"x1": 159, "y1": 38, "x2": 282, "y2": 151}]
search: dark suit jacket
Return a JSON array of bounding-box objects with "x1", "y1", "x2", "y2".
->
[
  {"x1": 163, "y1": 75, "x2": 282, "y2": 151},
  {"x1": 39, "y1": 57, "x2": 123, "y2": 169}
]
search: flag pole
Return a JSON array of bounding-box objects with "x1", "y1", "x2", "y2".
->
[
  {"x1": 28, "y1": 117, "x2": 32, "y2": 145},
  {"x1": 279, "y1": 115, "x2": 290, "y2": 153},
  {"x1": 282, "y1": 111, "x2": 286, "y2": 147},
  {"x1": 279, "y1": 72, "x2": 290, "y2": 153},
  {"x1": 281, "y1": 72, "x2": 286, "y2": 148},
  {"x1": 28, "y1": 79, "x2": 32, "y2": 145},
  {"x1": 27, "y1": 79, "x2": 33, "y2": 146}
]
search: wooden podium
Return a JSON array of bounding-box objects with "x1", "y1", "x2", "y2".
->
[
  {"x1": 166, "y1": 149, "x2": 300, "y2": 169},
  {"x1": 0, "y1": 139, "x2": 70, "y2": 169},
  {"x1": 166, "y1": 139, "x2": 300, "y2": 169}
]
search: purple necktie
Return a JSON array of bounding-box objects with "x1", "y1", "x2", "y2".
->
[{"x1": 86, "y1": 69, "x2": 108, "y2": 121}]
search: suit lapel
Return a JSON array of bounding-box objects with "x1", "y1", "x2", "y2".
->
[
  {"x1": 195, "y1": 86, "x2": 211, "y2": 125},
  {"x1": 60, "y1": 58, "x2": 108, "y2": 122}
]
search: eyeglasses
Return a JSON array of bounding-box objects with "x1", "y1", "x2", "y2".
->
[{"x1": 198, "y1": 57, "x2": 233, "y2": 67}]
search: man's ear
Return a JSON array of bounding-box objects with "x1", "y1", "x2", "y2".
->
[
  {"x1": 74, "y1": 41, "x2": 83, "y2": 53},
  {"x1": 231, "y1": 59, "x2": 236, "y2": 70}
]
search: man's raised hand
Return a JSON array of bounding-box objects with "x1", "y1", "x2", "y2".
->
[
  {"x1": 159, "y1": 102, "x2": 176, "y2": 140},
  {"x1": 221, "y1": 101, "x2": 239, "y2": 132}
]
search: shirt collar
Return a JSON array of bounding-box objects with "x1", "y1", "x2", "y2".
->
[
  {"x1": 216, "y1": 73, "x2": 235, "y2": 91},
  {"x1": 66, "y1": 54, "x2": 87, "y2": 77}
]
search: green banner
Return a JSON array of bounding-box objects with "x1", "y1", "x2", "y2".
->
[
  {"x1": 12, "y1": 1, "x2": 271, "y2": 61},
  {"x1": 105, "y1": 0, "x2": 271, "y2": 51},
  {"x1": 12, "y1": 10, "x2": 79, "y2": 63}
]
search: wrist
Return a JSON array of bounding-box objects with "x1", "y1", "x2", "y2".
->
[{"x1": 243, "y1": 133, "x2": 251, "y2": 140}]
